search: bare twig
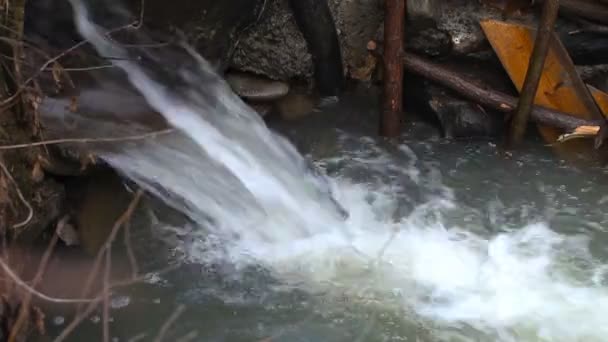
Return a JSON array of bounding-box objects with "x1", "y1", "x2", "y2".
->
[
  {"x1": 8, "y1": 224, "x2": 61, "y2": 342},
  {"x1": 78, "y1": 189, "x2": 144, "y2": 313},
  {"x1": 394, "y1": 51, "x2": 597, "y2": 131},
  {"x1": 0, "y1": 258, "x2": 98, "y2": 304},
  {"x1": 49, "y1": 64, "x2": 115, "y2": 72},
  {"x1": 175, "y1": 330, "x2": 199, "y2": 342},
  {"x1": 53, "y1": 297, "x2": 103, "y2": 342},
  {"x1": 1, "y1": 0, "x2": 147, "y2": 109},
  {"x1": 108, "y1": 263, "x2": 179, "y2": 289},
  {"x1": 153, "y1": 304, "x2": 186, "y2": 342},
  {"x1": 0, "y1": 39, "x2": 88, "y2": 107},
  {"x1": 0, "y1": 128, "x2": 175, "y2": 150},
  {"x1": 133, "y1": 0, "x2": 146, "y2": 29},
  {"x1": 127, "y1": 332, "x2": 148, "y2": 342},
  {"x1": 508, "y1": 0, "x2": 560, "y2": 146},
  {"x1": 76, "y1": 247, "x2": 104, "y2": 313},
  {"x1": 102, "y1": 248, "x2": 111, "y2": 342},
  {"x1": 123, "y1": 219, "x2": 139, "y2": 279},
  {"x1": 0, "y1": 158, "x2": 33, "y2": 229}
]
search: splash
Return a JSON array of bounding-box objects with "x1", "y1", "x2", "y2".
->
[{"x1": 51, "y1": 1, "x2": 608, "y2": 340}]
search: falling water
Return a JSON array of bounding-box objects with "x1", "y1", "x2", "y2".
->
[{"x1": 40, "y1": 1, "x2": 608, "y2": 340}]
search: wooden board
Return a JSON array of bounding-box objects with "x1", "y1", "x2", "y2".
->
[
  {"x1": 480, "y1": 19, "x2": 604, "y2": 157},
  {"x1": 590, "y1": 85, "x2": 608, "y2": 117}
]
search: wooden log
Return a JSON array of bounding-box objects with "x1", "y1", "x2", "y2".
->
[
  {"x1": 555, "y1": 0, "x2": 608, "y2": 25},
  {"x1": 508, "y1": 0, "x2": 560, "y2": 146},
  {"x1": 288, "y1": 0, "x2": 344, "y2": 98},
  {"x1": 401, "y1": 52, "x2": 597, "y2": 131},
  {"x1": 381, "y1": 0, "x2": 405, "y2": 137}
]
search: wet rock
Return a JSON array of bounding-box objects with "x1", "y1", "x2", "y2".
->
[
  {"x1": 248, "y1": 102, "x2": 274, "y2": 117},
  {"x1": 232, "y1": 0, "x2": 383, "y2": 81},
  {"x1": 435, "y1": 0, "x2": 505, "y2": 56},
  {"x1": 404, "y1": 59, "x2": 510, "y2": 139},
  {"x1": 557, "y1": 23, "x2": 608, "y2": 65},
  {"x1": 225, "y1": 71, "x2": 289, "y2": 101},
  {"x1": 25, "y1": 0, "x2": 266, "y2": 71},
  {"x1": 427, "y1": 85, "x2": 502, "y2": 139},
  {"x1": 68, "y1": 169, "x2": 134, "y2": 256},
  {"x1": 0, "y1": 148, "x2": 67, "y2": 243},
  {"x1": 406, "y1": 25, "x2": 453, "y2": 57},
  {"x1": 580, "y1": 65, "x2": 608, "y2": 93},
  {"x1": 429, "y1": 1, "x2": 608, "y2": 63},
  {"x1": 289, "y1": 0, "x2": 344, "y2": 96},
  {"x1": 275, "y1": 90, "x2": 318, "y2": 121},
  {"x1": 230, "y1": 0, "x2": 313, "y2": 80},
  {"x1": 233, "y1": 0, "x2": 459, "y2": 81},
  {"x1": 56, "y1": 215, "x2": 80, "y2": 246},
  {"x1": 408, "y1": 0, "x2": 444, "y2": 20}
]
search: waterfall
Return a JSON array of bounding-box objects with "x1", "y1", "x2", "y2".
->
[{"x1": 36, "y1": 1, "x2": 608, "y2": 340}]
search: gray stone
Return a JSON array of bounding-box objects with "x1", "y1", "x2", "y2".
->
[
  {"x1": 232, "y1": 0, "x2": 383, "y2": 81},
  {"x1": 225, "y1": 71, "x2": 290, "y2": 101}
]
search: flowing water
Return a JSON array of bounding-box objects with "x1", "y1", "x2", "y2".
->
[{"x1": 38, "y1": 1, "x2": 608, "y2": 341}]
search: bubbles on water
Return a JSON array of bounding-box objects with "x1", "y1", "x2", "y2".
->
[
  {"x1": 110, "y1": 295, "x2": 131, "y2": 309},
  {"x1": 53, "y1": 316, "x2": 65, "y2": 326}
]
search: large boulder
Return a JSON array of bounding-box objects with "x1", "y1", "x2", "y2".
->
[
  {"x1": 25, "y1": 0, "x2": 266, "y2": 70},
  {"x1": 124, "y1": 0, "x2": 266, "y2": 70},
  {"x1": 232, "y1": 0, "x2": 384, "y2": 81}
]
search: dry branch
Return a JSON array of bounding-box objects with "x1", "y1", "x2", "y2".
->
[
  {"x1": 102, "y1": 247, "x2": 111, "y2": 342},
  {"x1": 0, "y1": 128, "x2": 175, "y2": 150},
  {"x1": 381, "y1": 0, "x2": 405, "y2": 137},
  {"x1": 509, "y1": 0, "x2": 560, "y2": 146},
  {"x1": 8, "y1": 224, "x2": 61, "y2": 342},
  {"x1": 153, "y1": 305, "x2": 186, "y2": 342},
  {"x1": 0, "y1": 159, "x2": 33, "y2": 229},
  {"x1": 397, "y1": 51, "x2": 599, "y2": 131},
  {"x1": 0, "y1": 0, "x2": 147, "y2": 109},
  {"x1": 0, "y1": 258, "x2": 98, "y2": 304},
  {"x1": 78, "y1": 189, "x2": 144, "y2": 313}
]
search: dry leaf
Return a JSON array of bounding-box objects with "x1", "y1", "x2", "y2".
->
[
  {"x1": 557, "y1": 125, "x2": 600, "y2": 143},
  {"x1": 30, "y1": 161, "x2": 44, "y2": 183},
  {"x1": 51, "y1": 62, "x2": 63, "y2": 92},
  {"x1": 68, "y1": 96, "x2": 78, "y2": 113},
  {"x1": 32, "y1": 306, "x2": 45, "y2": 335},
  {"x1": 80, "y1": 153, "x2": 97, "y2": 171}
]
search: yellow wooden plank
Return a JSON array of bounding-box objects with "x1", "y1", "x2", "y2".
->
[
  {"x1": 590, "y1": 85, "x2": 608, "y2": 118},
  {"x1": 480, "y1": 19, "x2": 603, "y2": 158}
]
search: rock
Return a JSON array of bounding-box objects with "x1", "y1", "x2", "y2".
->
[
  {"x1": 231, "y1": 0, "x2": 313, "y2": 80},
  {"x1": 69, "y1": 169, "x2": 134, "y2": 256},
  {"x1": 405, "y1": 24, "x2": 453, "y2": 57},
  {"x1": 124, "y1": 0, "x2": 266, "y2": 70},
  {"x1": 289, "y1": 0, "x2": 344, "y2": 96},
  {"x1": 580, "y1": 65, "x2": 608, "y2": 93},
  {"x1": 25, "y1": 0, "x2": 266, "y2": 71},
  {"x1": 232, "y1": 0, "x2": 383, "y2": 81},
  {"x1": 427, "y1": 85, "x2": 502, "y2": 139},
  {"x1": 248, "y1": 102, "x2": 274, "y2": 117},
  {"x1": 276, "y1": 90, "x2": 318, "y2": 121},
  {"x1": 429, "y1": 1, "x2": 608, "y2": 64},
  {"x1": 408, "y1": 0, "x2": 444, "y2": 22},
  {"x1": 225, "y1": 71, "x2": 289, "y2": 101},
  {"x1": 436, "y1": 0, "x2": 504, "y2": 56},
  {"x1": 56, "y1": 215, "x2": 80, "y2": 246},
  {"x1": 232, "y1": 0, "x2": 455, "y2": 81},
  {"x1": 404, "y1": 58, "x2": 510, "y2": 139}
]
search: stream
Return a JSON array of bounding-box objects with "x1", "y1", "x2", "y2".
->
[{"x1": 38, "y1": 1, "x2": 608, "y2": 341}]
